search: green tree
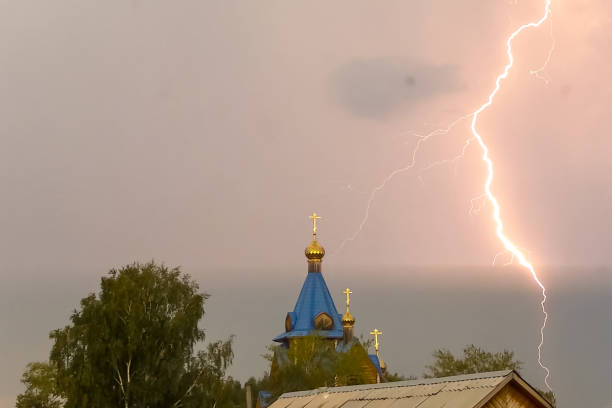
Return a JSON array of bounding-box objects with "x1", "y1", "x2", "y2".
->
[
  {"x1": 263, "y1": 334, "x2": 379, "y2": 398},
  {"x1": 265, "y1": 335, "x2": 337, "y2": 397},
  {"x1": 382, "y1": 370, "x2": 416, "y2": 383},
  {"x1": 424, "y1": 344, "x2": 554, "y2": 406},
  {"x1": 16, "y1": 362, "x2": 63, "y2": 408},
  {"x1": 19, "y1": 262, "x2": 240, "y2": 408},
  {"x1": 180, "y1": 338, "x2": 244, "y2": 408},
  {"x1": 424, "y1": 344, "x2": 522, "y2": 378}
]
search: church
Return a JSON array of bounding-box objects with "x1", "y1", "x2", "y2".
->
[{"x1": 264, "y1": 212, "x2": 387, "y2": 398}]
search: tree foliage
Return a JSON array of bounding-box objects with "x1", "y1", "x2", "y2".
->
[
  {"x1": 263, "y1": 334, "x2": 375, "y2": 398},
  {"x1": 18, "y1": 262, "x2": 240, "y2": 408},
  {"x1": 180, "y1": 338, "x2": 243, "y2": 408},
  {"x1": 424, "y1": 344, "x2": 522, "y2": 378},
  {"x1": 16, "y1": 362, "x2": 63, "y2": 408},
  {"x1": 382, "y1": 370, "x2": 416, "y2": 383}
]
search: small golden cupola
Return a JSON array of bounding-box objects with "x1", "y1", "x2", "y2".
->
[
  {"x1": 342, "y1": 288, "x2": 356, "y2": 344},
  {"x1": 305, "y1": 212, "x2": 325, "y2": 272}
]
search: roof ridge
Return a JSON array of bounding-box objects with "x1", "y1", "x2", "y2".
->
[{"x1": 278, "y1": 370, "x2": 513, "y2": 398}]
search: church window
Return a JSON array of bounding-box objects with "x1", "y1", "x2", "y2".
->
[{"x1": 313, "y1": 312, "x2": 334, "y2": 330}]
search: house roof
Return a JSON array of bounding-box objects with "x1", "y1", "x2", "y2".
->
[
  {"x1": 268, "y1": 370, "x2": 553, "y2": 408},
  {"x1": 273, "y1": 271, "x2": 343, "y2": 342}
]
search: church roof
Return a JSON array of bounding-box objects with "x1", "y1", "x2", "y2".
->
[
  {"x1": 268, "y1": 370, "x2": 553, "y2": 408},
  {"x1": 368, "y1": 354, "x2": 383, "y2": 378},
  {"x1": 257, "y1": 391, "x2": 273, "y2": 408},
  {"x1": 273, "y1": 271, "x2": 343, "y2": 342}
]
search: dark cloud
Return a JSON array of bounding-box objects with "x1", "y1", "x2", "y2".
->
[{"x1": 330, "y1": 57, "x2": 461, "y2": 118}]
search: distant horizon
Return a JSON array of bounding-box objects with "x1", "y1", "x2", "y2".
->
[{"x1": 4, "y1": 264, "x2": 612, "y2": 407}]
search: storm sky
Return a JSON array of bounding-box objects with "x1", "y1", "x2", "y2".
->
[{"x1": 1, "y1": 1, "x2": 611, "y2": 407}]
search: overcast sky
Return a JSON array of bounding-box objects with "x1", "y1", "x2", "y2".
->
[{"x1": 1, "y1": 1, "x2": 611, "y2": 407}]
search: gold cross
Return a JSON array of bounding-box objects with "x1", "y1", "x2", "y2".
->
[
  {"x1": 343, "y1": 288, "x2": 352, "y2": 309},
  {"x1": 309, "y1": 212, "x2": 321, "y2": 238},
  {"x1": 370, "y1": 329, "x2": 382, "y2": 352}
]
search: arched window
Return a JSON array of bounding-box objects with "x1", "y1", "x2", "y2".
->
[{"x1": 313, "y1": 312, "x2": 334, "y2": 330}]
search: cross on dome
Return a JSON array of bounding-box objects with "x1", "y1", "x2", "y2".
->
[
  {"x1": 370, "y1": 329, "x2": 383, "y2": 352},
  {"x1": 343, "y1": 288, "x2": 352, "y2": 310},
  {"x1": 309, "y1": 212, "x2": 321, "y2": 239}
]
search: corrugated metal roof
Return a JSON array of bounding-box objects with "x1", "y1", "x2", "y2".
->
[
  {"x1": 416, "y1": 388, "x2": 494, "y2": 408},
  {"x1": 272, "y1": 398, "x2": 298, "y2": 408},
  {"x1": 304, "y1": 392, "x2": 353, "y2": 408},
  {"x1": 441, "y1": 377, "x2": 503, "y2": 392},
  {"x1": 335, "y1": 391, "x2": 375, "y2": 401},
  {"x1": 279, "y1": 371, "x2": 511, "y2": 398},
  {"x1": 340, "y1": 400, "x2": 370, "y2": 408},
  {"x1": 364, "y1": 383, "x2": 446, "y2": 400},
  {"x1": 360, "y1": 398, "x2": 397, "y2": 408},
  {"x1": 305, "y1": 390, "x2": 374, "y2": 408},
  {"x1": 385, "y1": 397, "x2": 428, "y2": 408},
  {"x1": 269, "y1": 371, "x2": 513, "y2": 408},
  {"x1": 285, "y1": 395, "x2": 318, "y2": 408}
]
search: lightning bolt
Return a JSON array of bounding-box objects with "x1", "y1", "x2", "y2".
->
[
  {"x1": 470, "y1": 0, "x2": 552, "y2": 391},
  {"x1": 337, "y1": 0, "x2": 554, "y2": 391},
  {"x1": 530, "y1": 17, "x2": 555, "y2": 84},
  {"x1": 335, "y1": 114, "x2": 472, "y2": 253}
]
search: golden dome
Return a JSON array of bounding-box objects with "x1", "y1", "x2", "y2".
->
[
  {"x1": 342, "y1": 310, "x2": 355, "y2": 326},
  {"x1": 305, "y1": 239, "x2": 325, "y2": 261}
]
